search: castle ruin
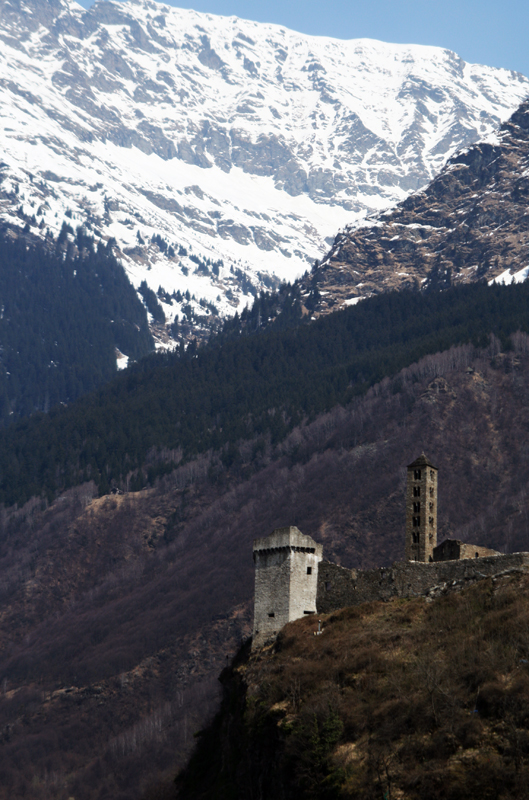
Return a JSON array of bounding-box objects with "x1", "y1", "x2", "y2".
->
[
  {"x1": 252, "y1": 454, "x2": 526, "y2": 648},
  {"x1": 252, "y1": 527, "x2": 322, "y2": 648}
]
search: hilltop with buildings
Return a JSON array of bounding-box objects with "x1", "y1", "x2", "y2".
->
[
  {"x1": 176, "y1": 456, "x2": 529, "y2": 800},
  {"x1": 177, "y1": 568, "x2": 529, "y2": 800},
  {"x1": 252, "y1": 454, "x2": 520, "y2": 648},
  {"x1": 4, "y1": 321, "x2": 529, "y2": 798}
]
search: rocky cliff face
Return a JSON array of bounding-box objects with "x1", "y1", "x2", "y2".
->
[
  {"x1": 0, "y1": 0, "x2": 528, "y2": 346},
  {"x1": 302, "y1": 101, "x2": 529, "y2": 313}
]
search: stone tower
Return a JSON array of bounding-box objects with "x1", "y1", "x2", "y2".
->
[
  {"x1": 252, "y1": 526, "x2": 323, "y2": 648},
  {"x1": 405, "y1": 454, "x2": 438, "y2": 562}
]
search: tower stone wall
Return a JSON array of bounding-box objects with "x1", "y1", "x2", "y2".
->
[
  {"x1": 252, "y1": 526, "x2": 323, "y2": 648},
  {"x1": 405, "y1": 454, "x2": 438, "y2": 562}
]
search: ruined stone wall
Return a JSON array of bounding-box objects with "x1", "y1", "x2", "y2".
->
[
  {"x1": 459, "y1": 543, "x2": 500, "y2": 560},
  {"x1": 433, "y1": 539, "x2": 500, "y2": 561},
  {"x1": 317, "y1": 553, "x2": 529, "y2": 614}
]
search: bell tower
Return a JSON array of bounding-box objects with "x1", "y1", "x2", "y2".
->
[{"x1": 405, "y1": 454, "x2": 438, "y2": 562}]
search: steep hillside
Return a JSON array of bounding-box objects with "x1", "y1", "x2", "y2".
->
[
  {"x1": 4, "y1": 280, "x2": 529, "y2": 505},
  {"x1": 177, "y1": 574, "x2": 529, "y2": 800},
  {"x1": 0, "y1": 0, "x2": 528, "y2": 342},
  {"x1": 4, "y1": 334, "x2": 529, "y2": 797},
  {"x1": 300, "y1": 100, "x2": 529, "y2": 312},
  {"x1": 0, "y1": 224, "x2": 153, "y2": 424}
]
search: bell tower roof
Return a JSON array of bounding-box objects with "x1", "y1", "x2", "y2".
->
[{"x1": 407, "y1": 453, "x2": 437, "y2": 470}]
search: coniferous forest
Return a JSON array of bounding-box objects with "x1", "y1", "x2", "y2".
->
[
  {"x1": 0, "y1": 224, "x2": 153, "y2": 426},
  {"x1": 2, "y1": 278, "x2": 529, "y2": 507}
]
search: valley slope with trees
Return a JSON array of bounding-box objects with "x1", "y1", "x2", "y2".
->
[
  {"x1": 177, "y1": 573, "x2": 529, "y2": 800},
  {"x1": 2, "y1": 34, "x2": 529, "y2": 800},
  {"x1": 4, "y1": 280, "x2": 529, "y2": 506},
  {"x1": 3, "y1": 295, "x2": 529, "y2": 797}
]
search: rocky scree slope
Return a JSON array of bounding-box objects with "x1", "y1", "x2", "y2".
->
[
  {"x1": 301, "y1": 100, "x2": 529, "y2": 314},
  {"x1": 0, "y1": 0, "x2": 528, "y2": 345}
]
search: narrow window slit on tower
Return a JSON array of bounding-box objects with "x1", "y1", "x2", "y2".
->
[
  {"x1": 268, "y1": 612, "x2": 275, "y2": 618},
  {"x1": 306, "y1": 566, "x2": 312, "y2": 575}
]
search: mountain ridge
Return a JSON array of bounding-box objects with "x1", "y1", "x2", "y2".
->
[
  {"x1": 298, "y1": 99, "x2": 529, "y2": 313},
  {"x1": 1, "y1": 0, "x2": 528, "y2": 347}
]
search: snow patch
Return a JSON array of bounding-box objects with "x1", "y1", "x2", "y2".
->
[{"x1": 490, "y1": 266, "x2": 529, "y2": 285}]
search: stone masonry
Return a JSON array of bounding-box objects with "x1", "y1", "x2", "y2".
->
[
  {"x1": 405, "y1": 454, "x2": 438, "y2": 562},
  {"x1": 433, "y1": 539, "x2": 500, "y2": 561},
  {"x1": 252, "y1": 527, "x2": 323, "y2": 648},
  {"x1": 316, "y1": 553, "x2": 529, "y2": 614}
]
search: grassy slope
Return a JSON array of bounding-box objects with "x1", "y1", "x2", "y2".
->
[{"x1": 177, "y1": 573, "x2": 529, "y2": 800}]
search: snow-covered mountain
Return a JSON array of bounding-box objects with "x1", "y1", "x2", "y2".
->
[{"x1": 1, "y1": 0, "x2": 528, "y2": 344}]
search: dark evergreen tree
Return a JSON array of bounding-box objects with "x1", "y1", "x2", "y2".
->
[{"x1": 138, "y1": 281, "x2": 166, "y2": 323}]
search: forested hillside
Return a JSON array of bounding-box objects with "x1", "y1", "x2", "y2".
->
[
  {"x1": 2, "y1": 5, "x2": 529, "y2": 798},
  {"x1": 3, "y1": 280, "x2": 529, "y2": 507},
  {"x1": 4, "y1": 330, "x2": 529, "y2": 798},
  {"x1": 3, "y1": 277, "x2": 529, "y2": 797},
  {"x1": 0, "y1": 224, "x2": 153, "y2": 425}
]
